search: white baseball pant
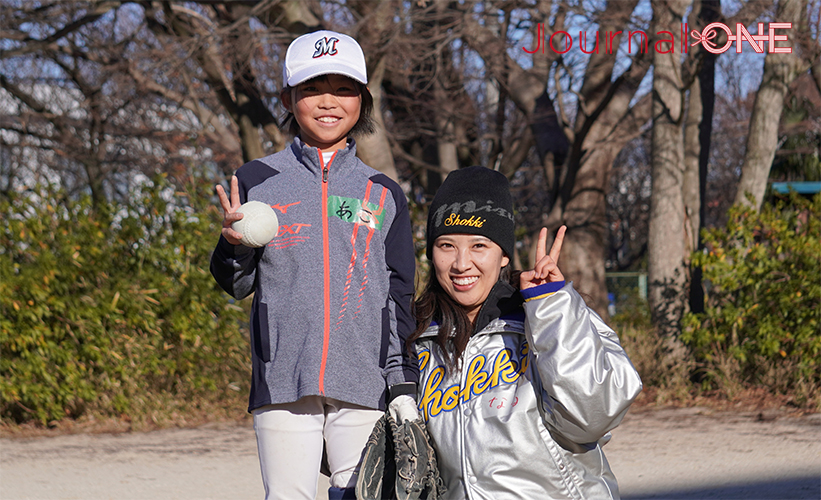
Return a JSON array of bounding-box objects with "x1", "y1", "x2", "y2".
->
[{"x1": 252, "y1": 395, "x2": 382, "y2": 500}]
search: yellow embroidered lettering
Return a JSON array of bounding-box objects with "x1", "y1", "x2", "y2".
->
[
  {"x1": 420, "y1": 366, "x2": 445, "y2": 420},
  {"x1": 421, "y1": 343, "x2": 530, "y2": 420},
  {"x1": 418, "y1": 349, "x2": 431, "y2": 371},
  {"x1": 441, "y1": 385, "x2": 460, "y2": 412},
  {"x1": 461, "y1": 355, "x2": 490, "y2": 402},
  {"x1": 501, "y1": 358, "x2": 520, "y2": 383},
  {"x1": 491, "y1": 349, "x2": 520, "y2": 386},
  {"x1": 518, "y1": 343, "x2": 529, "y2": 376},
  {"x1": 443, "y1": 213, "x2": 487, "y2": 228}
]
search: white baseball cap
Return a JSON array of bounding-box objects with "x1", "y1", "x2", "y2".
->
[{"x1": 283, "y1": 30, "x2": 368, "y2": 87}]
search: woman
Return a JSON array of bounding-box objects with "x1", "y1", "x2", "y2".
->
[{"x1": 408, "y1": 166, "x2": 642, "y2": 499}]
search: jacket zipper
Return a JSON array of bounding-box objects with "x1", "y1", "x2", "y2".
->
[{"x1": 318, "y1": 150, "x2": 336, "y2": 395}]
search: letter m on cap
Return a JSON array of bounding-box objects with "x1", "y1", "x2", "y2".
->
[{"x1": 313, "y1": 37, "x2": 339, "y2": 58}]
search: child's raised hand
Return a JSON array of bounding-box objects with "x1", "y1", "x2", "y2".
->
[
  {"x1": 216, "y1": 175, "x2": 244, "y2": 246},
  {"x1": 519, "y1": 225, "x2": 566, "y2": 290}
]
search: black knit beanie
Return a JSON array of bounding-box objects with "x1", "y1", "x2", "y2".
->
[{"x1": 426, "y1": 166, "x2": 515, "y2": 259}]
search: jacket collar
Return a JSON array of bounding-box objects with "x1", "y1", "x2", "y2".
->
[
  {"x1": 420, "y1": 279, "x2": 524, "y2": 339},
  {"x1": 289, "y1": 136, "x2": 358, "y2": 176},
  {"x1": 471, "y1": 279, "x2": 523, "y2": 335}
]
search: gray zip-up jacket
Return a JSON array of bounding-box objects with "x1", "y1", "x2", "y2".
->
[
  {"x1": 211, "y1": 137, "x2": 418, "y2": 412},
  {"x1": 415, "y1": 280, "x2": 642, "y2": 499}
]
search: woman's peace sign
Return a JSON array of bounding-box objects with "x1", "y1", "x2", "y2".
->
[{"x1": 519, "y1": 225, "x2": 566, "y2": 290}]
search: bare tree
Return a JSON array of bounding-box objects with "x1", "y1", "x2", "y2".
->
[
  {"x1": 648, "y1": 0, "x2": 692, "y2": 343},
  {"x1": 646, "y1": 0, "x2": 778, "y2": 338},
  {"x1": 346, "y1": 0, "x2": 402, "y2": 180},
  {"x1": 0, "y1": 2, "x2": 215, "y2": 204},
  {"x1": 8, "y1": 1, "x2": 815, "y2": 336},
  {"x1": 375, "y1": 0, "x2": 482, "y2": 198},
  {"x1": 1, "y1": 0, "x2": 417, "y2": 200},
  {"x1": 134, "y1": 1, "x2": 314, "y2": 165},
  {"x1": 458, "y1": 0, "x2": 656, "y2": 319},
  {"x1": 686, "y1": 0, "x2": 721, "y2": 315},
  {"x1": 735, "y1": 0, "x2": 819, "y2": 207}
]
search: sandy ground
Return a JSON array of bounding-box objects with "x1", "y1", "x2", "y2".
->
[{"x1": 1, "y1": 407, "x2": 819, "y2": 500}]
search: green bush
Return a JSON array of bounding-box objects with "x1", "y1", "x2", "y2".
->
[
  {"x1": 0, "y1": 177, "x2": 250, "y2": 425},
  {"x1": 682, "y1": 193, "x2": 821, "y2": 407}
]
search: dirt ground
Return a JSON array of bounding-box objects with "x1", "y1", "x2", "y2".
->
[{"x1": 1, "y1": 406, "x2": 819, "y2": 500}]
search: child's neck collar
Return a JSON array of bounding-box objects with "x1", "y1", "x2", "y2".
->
[{"x1": 292, "y1": 136, "x2": 357, "y2": 171}]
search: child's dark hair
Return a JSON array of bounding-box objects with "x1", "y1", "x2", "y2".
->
[{"x1": 281, "y1": 75, "x2": 375, "y2": 138}]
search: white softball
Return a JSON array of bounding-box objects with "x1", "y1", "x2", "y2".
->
[{"x1": 232, "y1": 201, "x2": 279, "y2": 248}]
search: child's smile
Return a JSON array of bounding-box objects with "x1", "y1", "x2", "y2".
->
[{"x1": 286, "y1": 74, "x2": 362, "y2": 152}]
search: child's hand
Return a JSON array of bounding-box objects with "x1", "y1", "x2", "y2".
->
[
  {"x1": 389, "y1": 394, "x2": 420, "y2": 423},
  {"x1": 519, "y1": 225, "x2": 566, "y2": 290},
  {"x1": 216, "y1": 175, "x2": 244, "y2": 246}
]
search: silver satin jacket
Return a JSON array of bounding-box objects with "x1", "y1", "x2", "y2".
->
[{"x1": 414, "y1": 280, "x2": 642, "y2": 499}]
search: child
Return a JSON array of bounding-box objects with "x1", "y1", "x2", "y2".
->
[
  {"x1": 409, "y1": 166, "x2": 642, "y2": 499},
  {"x1": 210, "y1": 30, "x2": 418, "y2": 500}
]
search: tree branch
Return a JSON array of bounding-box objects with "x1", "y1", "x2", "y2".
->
[{"x1": 0, "y1": 1, "x2": 120, "y2": 59}]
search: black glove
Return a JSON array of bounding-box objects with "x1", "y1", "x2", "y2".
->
[{"x1": 356, "y1": 412, "x2": 445, "y2": 500}]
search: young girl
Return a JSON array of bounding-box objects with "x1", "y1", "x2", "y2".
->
[
  {"x1": 410, "y1": 166, "x2": 642, "y2": 499},
  {"x1": 211, "y1": 31, "x2": 418, "y2": 500}
]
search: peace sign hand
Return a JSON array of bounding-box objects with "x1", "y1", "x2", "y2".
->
[
  {"x1": 519, "y1": 225, "x2": 566, "y2": 290},
  {"x1": 216, "y1": 175, "x2": 244, "y2": 246}
]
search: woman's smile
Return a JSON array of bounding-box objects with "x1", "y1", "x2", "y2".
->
[
  {"x1": 451, "y1": 276, "x2": 479, "y2": 289},
  {"x1": 433, "y1": 234, "x2": 509, "y2": 323}
]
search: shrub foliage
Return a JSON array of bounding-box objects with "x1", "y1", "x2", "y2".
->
[
  {"x1": 683, "y1": 193, "x2": 821, "y2": 406},
  {"x1": 0, "y1": 178, "x2": 250, "y2": 425}
]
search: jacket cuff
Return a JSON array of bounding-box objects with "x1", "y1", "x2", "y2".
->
[
  {"x1": 388, "y1": 382, "x2": 418, "y2": 403},
  {"x1": 216, "y1": 235, "x2": 255, "y2": 256},
  {"x1": 520, "y1": 281, "x2": 565, "y2": 302}
]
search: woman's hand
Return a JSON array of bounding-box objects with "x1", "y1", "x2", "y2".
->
[
  {"x1": 216, "y1": 175, "x2": 244, "y2": 246},
  {"x1": 519, "y1": 225, "x2": 566, "y2": 290}
]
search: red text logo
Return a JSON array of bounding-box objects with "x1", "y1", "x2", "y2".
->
[
  {"x1": 523, "y1": 22, "x2": 792, "y2": 55},
  {"x1": 690, "y1": 22, "x2": 792, "y2": 54}
]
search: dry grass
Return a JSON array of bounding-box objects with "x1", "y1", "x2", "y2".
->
[
  {"x1": 615, "y1": 318, "x2": 819, "y2": 413},
  {"x1": 1, "y1": 392, "x2": 251, "y2": 439}
]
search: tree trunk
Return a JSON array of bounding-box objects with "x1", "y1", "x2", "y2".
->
[
  {"x1": 354, "y1": 57, "x2": 400, "y2": 180},
  {"x1": 348, "y1": 0, "x2": 399, "y2": 179},
  {"x1": 433, "y1": 0, "x2": 462, "y2": 176},
  {"x1": 433, "y1": 75, "x2": 460, "y2": 175},
  {"x1": 734, "y1": 0, "x2": 808, "y2": 208},
  {"x1": 648, "y1": 0, "x2": 690, "y2": 341},
  {"x1": 683, "y1": 82, "x2": 701, "y2": 259},
  {"x1": 689, "y1": 0, "x2": 720, "y2": 316},
  {"x1": 550, "y1": 143, "x2": 620, "y2": 318}
]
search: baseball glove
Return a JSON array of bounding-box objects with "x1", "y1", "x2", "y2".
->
[{"x1": 356, "y1": 412, "x2": 446, "y2": 500}]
